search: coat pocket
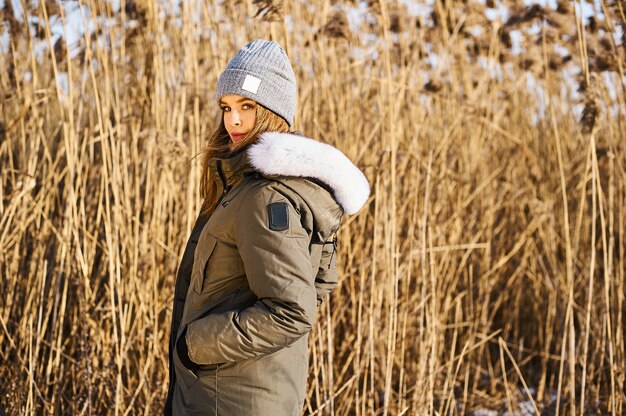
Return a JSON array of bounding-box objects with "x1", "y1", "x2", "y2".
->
[
  {"x1": 173, "y1": 333, "x2": 198, "y2": 390},
  {"x1": 193, "y1": 238, "x2": 246, "y2": 296},
  {"x1": 174, "y1": 327, "x2": 220, "y2": 391},
  {"x1": 180, "y1": 365, "x2": 218, "y2": 414},
  {"x1": 190, "y1": 233, "x2": 218, "y2": 295}
]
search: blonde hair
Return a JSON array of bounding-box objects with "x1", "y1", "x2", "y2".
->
[{"x1": 199, "y1": 104, "x2": 291, "y2": 215}]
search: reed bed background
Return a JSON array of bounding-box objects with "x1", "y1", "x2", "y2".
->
[{"x1": 1, "y1": 0, "x2": 625, "y2": 414}]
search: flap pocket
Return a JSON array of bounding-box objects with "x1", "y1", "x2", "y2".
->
[{"x1": 190, "y1": 233, "x2": 218, "y2": 294}]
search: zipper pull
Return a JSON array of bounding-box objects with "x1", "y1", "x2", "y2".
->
[{"x1": 328, "y1": 236, "x2": 337, "y2": 269}]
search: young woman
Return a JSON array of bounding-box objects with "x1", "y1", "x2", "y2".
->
[{"x1": 164, "y1": 39, "x2": 370, "y2": 415}]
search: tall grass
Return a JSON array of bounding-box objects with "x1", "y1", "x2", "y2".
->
[{"x1": 1, "y1": 0, "x2": 624, "y2": 414}]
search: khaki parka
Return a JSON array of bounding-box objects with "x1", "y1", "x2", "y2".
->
[{"x1": 164, "y1": 133, "x2": 370, "y2": 416}]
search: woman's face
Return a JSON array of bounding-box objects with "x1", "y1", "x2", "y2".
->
[{"x1": 220, "y1": 94, "x2": 257, "y2": 150}]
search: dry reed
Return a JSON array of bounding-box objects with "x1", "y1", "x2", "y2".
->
[{"x1": 1, "y1": 0, "x2": 625, "y2": 414}]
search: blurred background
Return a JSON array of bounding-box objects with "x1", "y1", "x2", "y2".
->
[{"x1": 0, "y1": 0, "x2": 624, "y2": 414}]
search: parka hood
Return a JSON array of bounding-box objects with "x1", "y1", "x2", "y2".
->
[{"x1": 247, "y1": 132, "x2": 370, "y2": 215}]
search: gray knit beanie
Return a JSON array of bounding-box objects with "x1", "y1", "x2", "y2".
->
[{"x1": 216, "y1": 39, "x2": 297, "y2": 126}]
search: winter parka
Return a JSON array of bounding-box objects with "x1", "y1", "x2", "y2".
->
[{"x1": 164, "y1": 132, "x2": 370, "y2": 416}]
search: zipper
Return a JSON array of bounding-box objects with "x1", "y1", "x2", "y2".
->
[
  {"x1": 215, "y1": 159, "x2": 232, "y2": 206},
  {"x1": 327, "y1": 236, "x2": 337, "y2": 269}
]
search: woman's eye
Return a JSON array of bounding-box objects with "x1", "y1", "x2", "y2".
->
[
  {"x1": 242, "y1": 103, "x2": 255, "y2": 110},
  {"x1": 221, "y1": 106, "x2": 230, "y2": 112}
]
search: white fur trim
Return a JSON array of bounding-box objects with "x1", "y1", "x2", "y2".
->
[{"x1": 247, "y1": 132, "x2": 370, "y2": 215}]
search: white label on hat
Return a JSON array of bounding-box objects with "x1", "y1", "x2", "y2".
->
[{"x1": 242, "y1": 75, "x2": 261, "y2": 94}]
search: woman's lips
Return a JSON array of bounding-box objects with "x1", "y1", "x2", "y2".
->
[{"x1": 230, "y1": 132, "x2": 246, "y2": 142}]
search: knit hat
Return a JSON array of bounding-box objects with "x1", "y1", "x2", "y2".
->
[{"x1": 216, "y1": 39, "x2": 297, "y2": 126}]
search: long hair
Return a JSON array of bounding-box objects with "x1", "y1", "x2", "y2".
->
[{"x1": 199, "y1": 104, "x2": 291, "y2": 215}]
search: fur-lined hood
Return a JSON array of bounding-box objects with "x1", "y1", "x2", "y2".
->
[{"x1": 247, "y1": 132, "x2": 370, "y2": 215}]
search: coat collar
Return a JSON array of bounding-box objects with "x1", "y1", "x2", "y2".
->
[
  {"x1": 207, "y1": 150, "x2": 252, "y2": 194},
  {"x1": 247, "y1": 132, "x2": 370, "y2": 215}
]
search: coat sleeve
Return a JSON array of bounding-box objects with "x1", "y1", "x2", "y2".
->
[{"x1": 185, "y1": 184, "x2": 317, "y2": 365}]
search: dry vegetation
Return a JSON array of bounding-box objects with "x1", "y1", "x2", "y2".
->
[{"x1": 1, "y1": 0, "x2": 625, "y2": 414}]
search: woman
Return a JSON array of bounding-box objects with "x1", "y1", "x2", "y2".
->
[{"x1": 164, "y1": 39, "x2": 370, "y2": 415}]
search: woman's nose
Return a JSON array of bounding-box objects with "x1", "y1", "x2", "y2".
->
[{"x1": 228, "y1": 111, "x2": 241, "y2": 126}]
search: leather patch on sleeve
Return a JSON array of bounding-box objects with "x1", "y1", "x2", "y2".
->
[{"x1": 267, "y1": 202, "x2": 290, "y2": 231}]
